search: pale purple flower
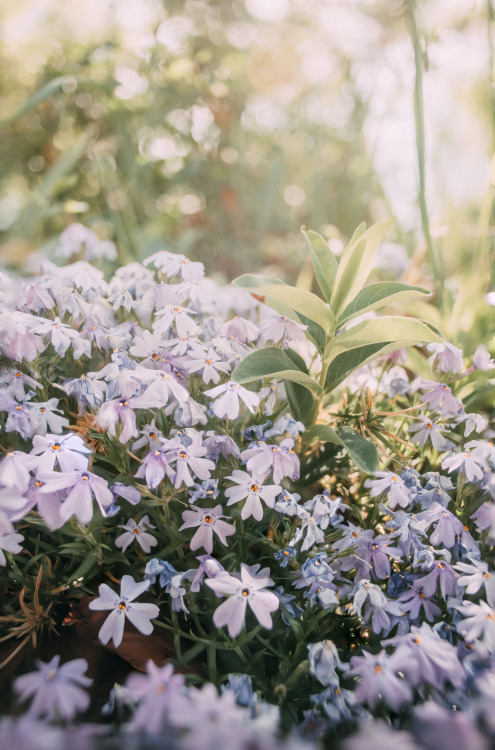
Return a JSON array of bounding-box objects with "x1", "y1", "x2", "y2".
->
[
  {"x1": 30, "y1": 433, "x2": 91, "y2": 472},
  {"x1": 154, "y1": 304, "x2": 198, "y2": 337},
  {"x1": 427, "y1": 341, "x2": 464, "y2": 373},
  {"x1": 307, "y1": 639, "x2": 347, "y2": 688},
  {"x1": 455, "y1": 559, "x2": 495, "y2": 605},
  {"x1": 473, "y1": 344, "x2": 495, "y2": 371},
  {"x1": 383, "y1": 622, "x2": 464, "y2": 688},
  {"x1": 348, "y1": 649, "x2": 412, "y2": 711},
  {"x1": 216, "y1": 316, "x2": 259, "y2": 343},
  {"x1": 31, "y1": 317, "x2": 89, "y2": 358},
  {"x1": 168, "y1": 434, "x2": 216, "y2": 489},
  {"x1": 205, "y1": 563, "x2": 279, "y2": 637},
  {"x1": 290, "y1": 509, "x2": 325, "y2": 551},
  {"x1": 420, "y1": 380, "x2": 463, "y2": 417},
  {"x1": 38, "y1": 469, "x2": 113, "y2": 525},
  {"x1": 417, "y1": 502, "x2": 464, "y2": 548},
  {"x1": 13, "y1": 655, "x2": 91, "y2": 720},
  {"x1": 0, "y1": 368, "x2": 41, "y2": 400},
  {"x1": 364, "y1": 471, "x2": 412, "y2": 509},
  {"x1": 115, "y1": 515, "x2": 158, "y2": 553},
  {"x1": 414, "y1": 557, "x2": 458, "y2": 599},
  {"x1": 182, "y1": 347, "x2": 230, "y2": 384},
  {"x1": 179, "y1": 505, "x2": 235, "y2": 554},
  {"x1": 96, "y1": 397, "x2": 139, "y2": 444},
  {"x1": 352, "y1": 579, "x2": 403, "y2": 634},
  {"x1": 205, "y1": 381, "x2": 260, "y2": 419},
  {"x1": 135, "y1": 441, "x2": 179, "y2": 489},
  {"x1": 224, "y1": 470, "x2": 281, "y2": 521},
  {"x1": 126, "y1": 661, "x2": 186, "y2": 733},
  {"x1": 29, "y1": 399, "x2": 69, "y2": 435},
  {"x1": 442, "y1": 447, "x2": 484, "y2": 482},
  {"x1": 88, "y1": 575, "x2": 160, "y2": 648},
  {"x1": 190, "y1": 554, "x2": 225, "y2": 592},
  {"x1": 131, "y1": 368, "x2": 189, "y2": 408},
  {"x1": 259, "y1": 314, "x2": 307, "y2": 345},
  {"x1": 398, "y1": 587, "x2": 441, "y2": 622},
  {"x1": 408, "y1": 417, "x2": 447, "y2": 449},
  {"x1": 131, "y1": 420, "x2": 164, "y2": 452},
  {"x1": 63, "y1": 371, "x2": 107, "y2": 410},
  {"x1": 241, "y1": 438, "x2": 299, "y2": 484},
  {"x1": 459, "y1": 412, "x2": 488, "y2": 437},
  {"x1": 202, "y1": 431, "x2": 240, "y2": 461},
  {"x1": 169, "y1": 682, "x2": 246, "y2": 747},
  {"x1": 454, "y1": 600, "x2": 495, "y2": 646},
  {"x1": 258, "y1": 379, "x2": 285, "y2": 416},
  {"x1": 0, "y1": 514, "x2": 23, "y2": 565}
]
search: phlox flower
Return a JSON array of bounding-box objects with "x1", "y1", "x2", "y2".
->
[
  {"x1": 115, "y1": 515, "x2": 158, "y2": 553},
  {"x1": 442, "y1": 447, "x2": 484, "y2": 482},
  {"x1": 417, "y1": 502, "x2": 464, "y2": 549},
  {"x1": 289, "y1": 509, "x2": 325, "y2": 551},
  {"x1": 427, "y1": 341, "x2": 464, "y2": 373},
  {"x1": 39, "y1": 469, "x2": 113, "y2": 525},
  {"x1": 205, "y1": 381, "x2": 260, "y2": 419},
  {"x1": 31, "y1": 316, "x2": 90, "y2": 358},
  {"x1": 144, "y1": 558, "x2": 177, "y2": 588},
  {"x1": 30, "y1": 432, "x2": 91, "y2": 472},
  {"x1": 419, "y1": 380, "x2": 463, "y2": 417},
  {"x1": 63, "y1": 372, "x2": 107, "y2": 410},
  {"x1": 307, "y1": 639, "x2": 347, "y2": 688},
  {"x1": 96, "y1": 397, "x2": 140, "y2": 444},
  {"x1": 168, "y1": 434, "x2": 216, "y2": 489},
  {"x1": 126, "y1": 661, "x2": 186, "y2": 734},
  {"x1": 455, "y1": 558, "x2": 495, "y2": 606},
  {"x1": 29, "y1": 399, "x2": 69, "y2": 435},
  {"x1": 13, "y1": 655, "x2": 91, "y2": 720},
  {"x1": 364, "y1": 471, "x2": 412, "y2": 509},
  {"x1": 179, "y1": 505, "x2": 235, "y2": 554},
  {"x1": 397, "y1": 587, "x2": 441, "y2": 622},
  {"x1": 88, "y1": 575, "x2": 159, "y2": 648},
  {"x1": 205, "y1": 563, "x2": 279, "y2": 638},
  {"x1": 135, "y1": 441, "x2": 179, "y2": 489},
  {"x1": 453, "y1": 600, "x2": 495, "y2": 646},
  {"x1": 408, "y1": 417, "x2": 447, "y2": 450},
  {"x1": 183, "y1": 347, "x2": 231, "y2": 384},
  {"x1": 348, "y1": 649, "x2": 412, "y2": 712},
  {"x1": 224, "y1": 470, "x2": 281, "y2": 521},
  {"x1": 154, "y1": 304, "x2": 198, "y2": 337},
  {"x1": 131, "y1": 368, "x2": 189, "y2": 408},
  {"x1": 473, "y1": 344, "x2": 495, "y2": 371},
  {"x1": 0, "y1": 514, "x2": 23, "y2": 565},
  {"x1": 259, "y1": 314, "x2": 307, "y2": 346},
  {"x1": 241, "y1": 438, "x2": 299, "y2": 484}
]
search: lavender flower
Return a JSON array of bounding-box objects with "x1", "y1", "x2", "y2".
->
[
  {"x1": 0, "y1": 514, "x2": 23, "y2": 565},
  {"x1": 409, "y1": 417, "x2": 448, "y2": 450},
  {"x1": 13, "y1": 655, "x2": 91, "y2": 720},
  {"x1": 224, "y1": 470, "x2": 281, "y2": 521},
  {"x1": 88, "y1": 575, "x2": 160, "y2": 647},
  {"x1": 307, "y1": 640, "x2": 347, "y2": 688},
  {"x1": 348, "y1": 649, "x2": 412, "y2": 711},
  {"x1": 364, "y1": 471, "x2": 412, "y2": 509},
  {"x1": 420, "y1": 380, "x2": 463, "y2": 417},
  {"x1": 179, "y1": 505, "x2": 235, "y2": 554},
  {"x1": 241, "y1": 438, "x2": 300, "y2": 484},
  {"x1": 205, "y1": 563, "x2": 279, "y2": 638},
  {"x1": 30, "y1": 432, "x2": 91, "y2": 472},
  {"x1": 39, "y1": 469, "x2": 113, "y2": 525},
  {"x1": 442, "y1": 447, "x2": 484, "y2": 482},
  {"x1": 205, "y1": 381, "x2": 260, "y2": 419},
  {"x1": 115, "y1": 515, "x2": 158, "y2": 553},
  {"x1": 126, "y1": 661, "x2": 186, "y2": 733}
]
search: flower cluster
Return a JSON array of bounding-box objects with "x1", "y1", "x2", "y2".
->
[{"x1": 1, "y1": 230, "x2": 495, "y2": 750}]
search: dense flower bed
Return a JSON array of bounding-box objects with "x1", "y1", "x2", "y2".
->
[{"x1": 0, "y1": 222, "x2": 494, "y2": 750}]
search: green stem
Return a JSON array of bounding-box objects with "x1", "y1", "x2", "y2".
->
[
  {"x1": 408, "y1": 0, "x2": 443, "y2": 304},
  {"x1": 308, "y1": 350, "x2": 331, "y2": 425}
]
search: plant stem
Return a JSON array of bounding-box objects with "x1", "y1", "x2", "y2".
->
[{"x1": 408, "y1": 0, "x2": 443, "y2": 304}]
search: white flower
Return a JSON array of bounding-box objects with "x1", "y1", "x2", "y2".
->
[
  {"x1": 88, "y1": 575, "x2": 160, "y2": 647},
  {"x1": 224, "y1": 470, "x2": 281, "y2": 521},
  {"x1": 115, "y1": 515, "x2": 158, "y2": 553},
  {"x1": 205, "y1": 381, "x2": 260, "y2": 420},
  {"x1": 179, "y1": 505, "x2": 235, "y2": 554}
]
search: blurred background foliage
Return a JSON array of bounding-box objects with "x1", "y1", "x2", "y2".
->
[{"x1": 1, "y1": 0, "x2": 495, "y2": 312}]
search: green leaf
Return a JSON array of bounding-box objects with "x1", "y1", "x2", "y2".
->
[
  {"x1": 1, "y1": 75, "x2": 81, "y2": 127},
  {"x1": 301, "y1": 226, "x2": 338, "y2": 302},
  {"x1": 338, "y1": 282, "x2": 432, "y2": 326},
  {"x1": 232, "y1": 347, "x2": 322, "y2": 397},
  {"x1": 330, "y1": 218, "x2": 394, "y2": 317},
  {"x1": 324, "y1": 316, "x2": 443, "y2": 366},
  {"x1": 325, "y1": 342, "x2": 404, "y2": 392},
  {"x1": 303, "y1": 424, "x2": 343, "y2": 447},
  {"x1": 335, "y1": 426, "x2": 379, "y2": 472},
  {"x1": 233, "y1": 274, "x2": 334, "y2": 334}
]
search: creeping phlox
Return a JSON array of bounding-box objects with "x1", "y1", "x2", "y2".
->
[{"x1": 1, "y1": 229, "x2": 495, "y2": 750}]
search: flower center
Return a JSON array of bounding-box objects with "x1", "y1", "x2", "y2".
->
[
  {"x1": 241, "y1": 589, "x2": 249, "y2": 597},
  {"x1": 82, "y1": 474, "x2": 89, "y2": 481},
  {"x1": 150, "y1": 433, "x2": 157, "y2": 439},
  {"x1": 250, "y1": 484, "x2": 259, "y2": 492},
  {"x1": 374, "y1": 665, "x2": 382, "y2": 673},
  {"x1": 118, "y1": 601, "x2": 127, "y2": 610},
  {"x1": 52, "y1": 443, "x2": 61, "y2": 451},
  {"x1": 15, "y1": 405, "x2": 22, "y2": 411},
  {"x1": 35, "y1": 480, "x2": 43, "y2": 487},
  {"x1": 179, "y1": 451, "x2": 187, "y2": 459},
  {"x1": 119, "y1": 401, "x2": 128, "y2": 407},
  {"x1": 133, "y1": 528, "x2": 140, "y2": 535},
  {"x1": 205, "y1": 515, "x2": 212, "y2": 523}
]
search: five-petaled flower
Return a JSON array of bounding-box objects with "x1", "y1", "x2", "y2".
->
[{"x1": 88, "y1": 575, "x2": 160, "y2": 647}]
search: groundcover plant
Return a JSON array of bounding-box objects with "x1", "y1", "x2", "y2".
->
[{"x1": 0, "y1": 220, "x2": 494, "y2": 750}]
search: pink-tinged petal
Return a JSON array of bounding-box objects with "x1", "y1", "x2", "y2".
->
[
  {"x1": 99, "y1": 608, "x2": 126, "y2": 646},
  {"x1": 213, "y1": 595, "x2": 247, "y2": 637},
  {"x1": 125, "y1": 602, "x2": 159, "y2": 634},
  {"x1": 190, "y1": 525, "x2": 213, "y2": 554},
  {"x1": 89, "y1": 583, "x2": 119, "y2": 610},
  {"x1": 248, "y1": 591, "x2": 279, "y2": 629},
  {"x1": 121, "y1": 575, "x2": 150, "y2": 601}
]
